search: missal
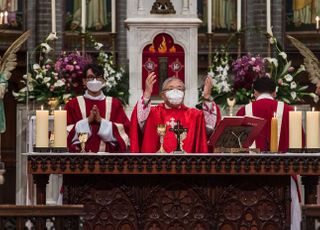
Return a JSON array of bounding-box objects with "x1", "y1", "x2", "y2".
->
[{"x1": 208, "y1": 116, "x2": 266, "y2": 150}]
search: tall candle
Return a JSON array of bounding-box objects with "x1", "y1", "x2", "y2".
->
[
  {"x1": 0, "y1": 12, "x2": 3, "y2": 25},
  {"x1": 111, "y1": 0, "x2": 116, "y2": 33},
  {"x1": 54, "y1": 107, "x2": 67, "y2": 148},
  {"x1": 316, "y1": 16, "x2": 320, "y2": 30},
  {"x1": 289, "y1": 107, "x2": 302, "y2": 149},
  {"x1": 36, "y1": 106, "x2": 49, "y2": 147},
  {"x1": 306, "y1": 107, "x2": 320, "y2": 148},
  {"x1": 51, "y1": 0, "x2": 56, "y2": 33},
  {"x1": 237, "y1": 0, "x2": 241, "y2": 31},
  {"x1": 207, "y1": 0, "x2": 212, "y2": 33},
  {"x1": 270, "y1": 113, "x2": 278, "y2": 152},
  {"x1": 81, "y1": 0, "x2": 86, "y2": 33},
  {"x1": 3, "y1": 11, "x2": 8, "y2": 24},
  {"x1": 266, "y1": 0, "x2": 271, "y2": 34}
]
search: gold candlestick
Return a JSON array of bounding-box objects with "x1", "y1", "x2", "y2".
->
[
  {"x1": 157, "y1": 124, "x2": 167, "y2": 153},
  {"x1": 78, "y1": 132, "x2": 89, "y2": 153}
]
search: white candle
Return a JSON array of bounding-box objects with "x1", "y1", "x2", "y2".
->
[
  {"x1": 81, "y1": 0, "x2": 86, "y2": 33},
  {"x1": 111, "y1": 0, "x2": 116, "y2": 33},
  {"x1": 207, "y1": 0, "x2": 212, "y2": 33},
  {"x1": 3, "y1": 11, "x2": 8, "y2": 24},
  {"x1": 306, "y1": 107, "x2": 320, "y2": 148},
  {"x1": 237, "y1": 0, "x2": 241, "y2": 31},
  {"x1": 36, "y1": 106, "x2": 49, "y2": 148},
  {"x1": 54, "y1": 107, "x2": 67, "y2": 148},
  {"x1": 0, "y1": 12, "x2": 3, "y2": 25},
  {"x1": 266, "y1": 0, "x2": 272, "y2": 34},
  {"x1": 51, "y1": 0, "x2": 56, "y2": 33},
  {"x1": 289, "y1": 107, "x2": 302, "y2": 149},
  {"x1": 316, "y1": 16, "x2": 320, "y2": 30}
]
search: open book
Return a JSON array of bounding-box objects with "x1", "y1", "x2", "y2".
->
[{"x1": 208, "y1": 116, "x2": 266, "y2": 149}]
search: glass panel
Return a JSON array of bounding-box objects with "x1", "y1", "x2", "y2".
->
[
  {"x1": 0, "y1": 0, "x2": 23, "y2": 30},
  {"x1": 65, "y1": 0, "x2": 112, "y2": 32},
  {"x1": 286, "y1": 0, "x2": 320, "y2": 31},
  {"x1": 198, "y1": 0, "x2": 237, "y2": 33}
]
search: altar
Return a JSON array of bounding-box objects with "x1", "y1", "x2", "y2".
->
[{"x1": 27, "y1": 152, "x2": 320, "y2": 230}]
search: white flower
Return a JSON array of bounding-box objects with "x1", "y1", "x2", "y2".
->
[
  {"x1": 35, "y1": 74, "x2": 43, "y2": 80},
  {"x1": 269, "y1": 37, "x2": 277, "y2": 44},
  {"x1": 43, "y1": 77, "x2": 51, "y2": 83},
  {"x1": 272, "y1": 59, "x2": 278, "y2": 67},
  {"x1": 208, "y1": 71, "x2": 214, "y2": 78},
  {"x1": 216, "y1": 66, "x2": 224, "y2": 73},
  {"x1": 251, "y1": 57, "x2": 256, "y2": 62},
  {"x1": 46, "y1": 83, "x2": 50, "y2": 87},
  {"x1": 291, "y1": 91, "x2": 297, "y2": 99},
  {"x1": 299, "y1": 65, "x2": 306, "y2": 71},
  {"x1": 290, "y1": 81, "x2": 297, "y2": 89},
  {"x1": 94, "y1": 42, "x2": 103, "y2": 50},
  {"x1": 40, "y1": 43, "x2": 52, "y2": 54},
  {"x1": 54, "y1": 80, "x2": 65, "y2": 87},
  {"x1": 284, "y1": 74, "x2": 293, "y2": 82},
  {"x1": 46, "y1": 32, "x2": 58, "y2": 41},
  {"x1": 279, "y1": 52, "x2": 287, "y2": 60},
  {"x1": 33, "y1": 64, "x2": 41, "y2": 71},
  {"x1": 310, "y1": 93, "x2": 319, "y2": 103}
]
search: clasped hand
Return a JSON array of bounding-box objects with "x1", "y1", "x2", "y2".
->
[{"x1": 88, "y1": 105, "x2": 102, "y2": 123}]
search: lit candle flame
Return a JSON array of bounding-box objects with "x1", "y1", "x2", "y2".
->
[
  {"x1": 294, "y1": 106, "x2": 297, "y2": 111},
  {"x1": 41, "y1": 105, "x2": 44, "y2": 110},
  {"x1": 59, "y1": 106, "x2": 62, "y2": 111},
  {"x1": 312, "y1": 107, "x2": 315, "y2": 112}
]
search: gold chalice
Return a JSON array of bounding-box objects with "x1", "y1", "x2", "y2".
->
[
  {"x1": 78, "y1": 132, "x2": 89, "y2": 153},
  {"x1": 227, "y1": 97, "x2": 236, "y2": 116},
  {"x1": 157, "y1": 124, "x2": 167, "y2": 153}
]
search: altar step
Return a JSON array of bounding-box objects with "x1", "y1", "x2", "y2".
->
[{"x1": 0, "y1": 205, "x2": 84, "y2": 230}]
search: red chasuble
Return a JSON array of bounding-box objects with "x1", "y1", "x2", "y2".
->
[
  {"x1": 65, "y1": 96, "x2": 129, "y2": 153},
  {"x1": 130, "y1": 103, "x2": 208, "y2": 153},
  {"x1": 236, "y1": 98, "x2": 293, "y2": 152}
]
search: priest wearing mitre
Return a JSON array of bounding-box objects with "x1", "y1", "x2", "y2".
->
[
  {"x1": 236, "y1": 77, "x2": 295, "y2": 152},
  {"x1": 130, "y1": 72, "x2": 221, "y2": 153}
]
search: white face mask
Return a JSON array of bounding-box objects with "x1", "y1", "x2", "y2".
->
[
  {"x1": 165, "y1": 89, "x2": 184, "y2": 105},
  {"x1": 87, "y1": 79, "x2": 104, "y2": 92}
]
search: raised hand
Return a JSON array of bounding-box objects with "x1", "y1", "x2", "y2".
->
[
  {"x1": 203, "y1": 75, "x2": 213, "y2": 100},
  {"x1": 144, "y1": 72, "x2": 157, "y2": 100}
]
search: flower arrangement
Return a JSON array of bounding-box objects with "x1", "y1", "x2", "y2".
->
[
  {"x1": 265, "y1": 33, "x2": 318, "y2": 104},
  {"x1": 204, "y1": 48, "x2": 232, "y2": 105},
  {"x1": 231, "y1": 54, "x2": 265, "y2": 104},
  {"x1": 54, "y1": 51, "x2": 91, "y2": 96},
  {"x1": 204, "y1": 31, "x2": 318, "y2": 106},
  {"x1": 13, "y1": 32, "x2": 129, "y2": 106},
  {"x1": 97, "y1": 51, "x2": 129, "y2": 105}
]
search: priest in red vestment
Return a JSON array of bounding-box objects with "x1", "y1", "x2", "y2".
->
[
  {"x1": 130, "y1": 72, "x2": 221, "y2": 153},
  {"x1": 236, "y1": 77, "x2": 302, "y2": 229},
  {"x1": 65, "y1": 64, "x2": 129, "y2": 153},
  {"x1": 236, "y1": 77, "x2": 294, "y2": 152}
]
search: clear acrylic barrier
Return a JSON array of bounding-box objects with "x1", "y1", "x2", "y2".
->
[{"x1": 13, "y1": 33, "x2": 320, "y2": 205}]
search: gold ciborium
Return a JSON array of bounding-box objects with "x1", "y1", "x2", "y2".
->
[
  {"x1": 157, "y1": 124, "x2": 167, "y2": 153},
  {"x1": 78, "y1": 132, "x2": 89, "y2": 153}
]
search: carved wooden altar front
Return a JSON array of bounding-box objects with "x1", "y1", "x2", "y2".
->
[{"x1": 27, "y1": 153, "x2": 320, "y2": 230}]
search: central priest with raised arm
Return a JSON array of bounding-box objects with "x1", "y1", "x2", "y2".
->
[{"x1": 130, "y1": 72, "x2": 221, "y2": 153}]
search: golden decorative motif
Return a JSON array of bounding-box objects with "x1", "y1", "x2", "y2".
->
[{"x1": 158, "y1": 36, "x2": 167, "y2": 53}]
